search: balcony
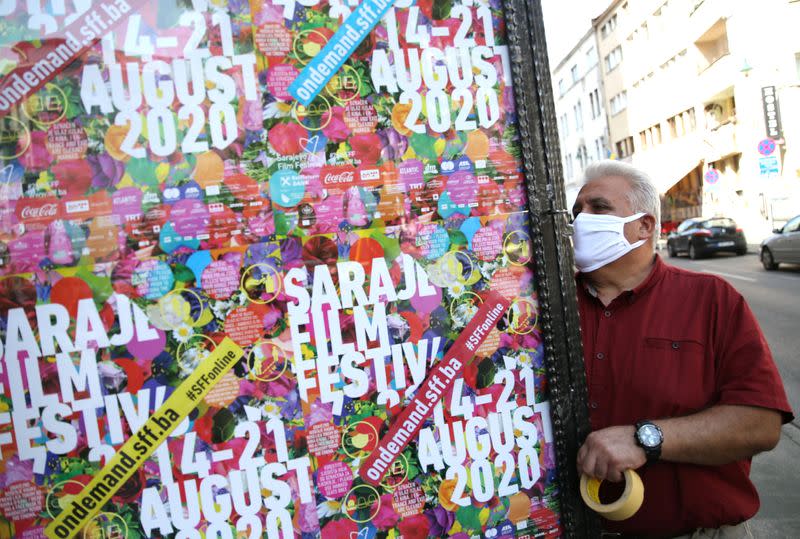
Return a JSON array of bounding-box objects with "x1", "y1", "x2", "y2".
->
[
  {"x1": 703, "y1": 120, "x2": 739, "y2": 163},
  {"x1": 696, "y1": 53, "x2": 737, "y2": 100}
]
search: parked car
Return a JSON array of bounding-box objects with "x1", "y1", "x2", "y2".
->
[
  {"x1": 760, "y1": 214, "x2": 800, "y2": 270},
  {"x1": 666, "y1": 217, "x2": 748, "y2": 259}
]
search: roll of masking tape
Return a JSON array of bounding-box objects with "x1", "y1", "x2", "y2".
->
[{"x1": 580, "y1": 469, "x2": 644, "y2": 521}]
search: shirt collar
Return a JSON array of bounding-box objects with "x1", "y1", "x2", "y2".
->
[{"x1": 577, "y1": 254, "x2": 665, "y2": 302}]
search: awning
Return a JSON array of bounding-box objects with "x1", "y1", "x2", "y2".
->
[
  {"x1": 658, "y1": 156, "x2": 703, "y2": 195},
  {"x1": 632, "y1": 137, "x2": 704, "y2": 194}
]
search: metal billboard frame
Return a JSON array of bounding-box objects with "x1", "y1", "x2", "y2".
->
[{"x1": 503, "y1": 1, "x2": 599, "y2": 535}]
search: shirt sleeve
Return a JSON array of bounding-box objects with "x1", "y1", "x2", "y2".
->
[{"x1": 713, "y1": 280, "x2": 794, "y2": 423}]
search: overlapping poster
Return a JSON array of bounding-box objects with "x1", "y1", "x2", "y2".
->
[{"x1": 0, "y1": 0, "x2": 561, "y2": 537}]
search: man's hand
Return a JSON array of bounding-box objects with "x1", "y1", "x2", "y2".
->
[
  {"x1": 577, "y1": 425, "x2": 646, "y2": 482},
  {"x1": 576, "y1": 406, "x2": 783, "y2": 482}
]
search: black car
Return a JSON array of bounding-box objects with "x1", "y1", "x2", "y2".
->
[{"x1": 666, "y1": 217, "x2": 748, "y2": 259}]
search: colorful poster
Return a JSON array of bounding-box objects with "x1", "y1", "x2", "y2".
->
[{"x1": 0, "y1": 0, "x2": 561, "y2": 537}]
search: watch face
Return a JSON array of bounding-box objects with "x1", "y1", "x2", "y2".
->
[{"x1": 638, "y1": 424, "x2": 661, "y2": 448}]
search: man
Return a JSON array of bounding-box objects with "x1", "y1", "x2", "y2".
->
[{"x1": 571, "y1": 161, "x2": 793, "y2": 538}]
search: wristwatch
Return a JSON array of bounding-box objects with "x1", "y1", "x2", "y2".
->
[{"x1": 634, "y1": 420, "x2": 663, "y2": 464}]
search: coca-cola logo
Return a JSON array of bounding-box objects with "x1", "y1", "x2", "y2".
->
[
  {"x1": 16, "y1": 197, "x2": 60, "y2": 227},
  {"x1": 20, "y1": 203, "x2": 57, "y2": 219},
  {"x1": 323, "y1": 171, "x2": 355, "y2": 185}
]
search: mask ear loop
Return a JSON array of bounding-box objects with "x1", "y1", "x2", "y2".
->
[
  {"x1": 623, "y1": 212, "x2": 647, "y2": 223},
  {"x1": 625, "y1": 213, "x2": 650, "y2": 249}
]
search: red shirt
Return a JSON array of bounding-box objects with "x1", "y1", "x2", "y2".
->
[{"x1": 577, "y1": 255, "x2": 793, "y2": 535}]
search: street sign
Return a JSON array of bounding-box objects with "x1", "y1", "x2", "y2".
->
[
  {"x1": 761, "y1": 86, "x2": 783, "y2": 140},
  {"x1": 758, "y1": 138, "x2": 776, "y2": 156},
  {"x1": 759, "y1": 156, "x2": 780, "y2": 177},
  {"x1": 705, "y1": 168, "x2": 720, "y2": 184}
]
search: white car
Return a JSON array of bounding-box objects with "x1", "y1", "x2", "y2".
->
[{"x1": 760, "y1": 214, "x2": 800, "y2": 270}]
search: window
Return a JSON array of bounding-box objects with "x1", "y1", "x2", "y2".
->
[
  {"x1": 589, "y1": 89, "x2": 602, "y2": 119},
  {"x1": 571, "y1": 64, "x2": 579, "y2": 83},
  {"x1": 652, "y1": 124, "x2": 662, "y2": 145},
  {"x1": 784, "y1": 215, "x2": 800, "y2": 233},
  {"x1": 615, "y1": 136, "x2": 634, "y2": 158},
  {"x1": 586, "y1": 46, "x2": 597, "y2": 67},
  {"x1": 615, "y1": 139, "x2": 625, "y2": 158},
  {"x1": 609, "y1": 91, "x2": 627, "y2": 115},
  {"x1": 683, "y1": 108, "x2": 696, "y2": 131},
  {"x1": 668, "y1": 109, "x2": 695, "y2": 137},
  {"x1": 577, "y1": 146, "x2": 585, "y2": 170},
  {"x1": 559, "y1": 113, "x2": 569, "y2": 136},
  {"x1": 702, "y1": 218, "x2": 736, "y2": 229},
  {"x1": 640, "y1": 124, "x2": 663, "y2": 149},
  {"x1": 600, "y1": 14, "x2": 618, "y2": 38},
  {"x1": 574, "y1": 101, "x2": 583, "y2": 132},
  {"x1": 595, "y1": 138, "x2": 605, "y2": 160},
  {"x1": 675, "y1": 113, "x2": 685, "y2": 136},
  {"x1": 558, "y1": 78, "x2": 566, "y2": 96},
  {"x1": 565, "y1": 153, "x2": 574, "y2": 179},
  {"x1": 604, "y1": 46, "x2": 623, "y2": 73}
]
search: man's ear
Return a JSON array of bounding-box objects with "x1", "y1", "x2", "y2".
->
[{"x1": 639, "y1": 214, "x2": 657, "y2": 240}]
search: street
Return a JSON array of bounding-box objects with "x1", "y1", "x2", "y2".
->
[{"x1": 662, "y1": 249, "x2": 800, "y2": 537}]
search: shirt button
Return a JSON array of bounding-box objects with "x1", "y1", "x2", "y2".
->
[
  {"x1": 590, "y1": 402, "x2": 598, "y2": 409},
  {"x1": 672, "y1": 342, "x2": 680, "y2": 350},
  {"x1": 604, "y1": 310, "x2": 612, "y2": 318},
  {"x1": 596, "y1": 352, "x2": 605, "y2": 360}
]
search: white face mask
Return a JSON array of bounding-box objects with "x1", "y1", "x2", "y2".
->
[{"x1": 572, "y1": 212, "x2": 647, "y2": 273}]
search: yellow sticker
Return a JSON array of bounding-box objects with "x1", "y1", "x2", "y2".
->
[{"x1": 45, "y1": 338, "x2": 244, "y2": 539}]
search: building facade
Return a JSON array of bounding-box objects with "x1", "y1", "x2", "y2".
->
[
  {"x1": 593, "y1": 0, "x2": 800, "y2": 243},
  {"x1": 551, "y1": 29, "x2": 610, "y2": 208},
  {"x1": 583, "y1": 0, "x2": 800, "y2": 242}
]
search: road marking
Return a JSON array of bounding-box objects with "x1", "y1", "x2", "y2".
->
[{"x1": 701, "y1": 269, "x2": 757, "y2": 282}]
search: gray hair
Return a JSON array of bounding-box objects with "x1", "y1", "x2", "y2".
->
[{"x1": 583, "y1": 160, "x2": 661, "y2": 242}]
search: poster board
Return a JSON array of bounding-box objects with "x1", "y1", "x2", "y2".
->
[{"x1": 0, "y1": 0, "x2": 595, "y2": 537}]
